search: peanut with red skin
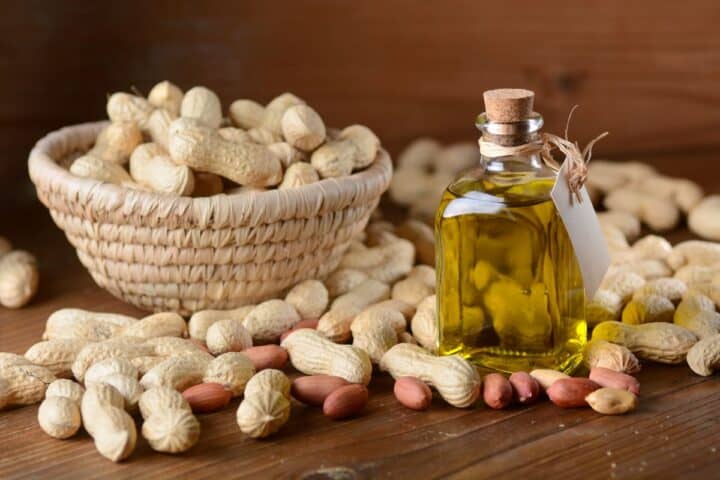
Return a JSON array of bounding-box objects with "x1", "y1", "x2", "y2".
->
[
  {"x1": 589, "y1": 367, "x2": 640, "y2": 395},
  {"x1": 322, "y1": 384, "x2": 369, "y2": 420},
  {"x1": 242, "y1": 345, "x2": 288, "y2": 371},
  {"x1": 182, "y1": 383, "x2": 232, "y2": 413},
  {"x1": 394, "y1": 376, "x2": 432, "y2": 411},
  {"x1": 280, "y1": 319, "x2": 319, "y2": 342},
  {"x1": 509, "y1": 371, "x2": 540, "y2": 405},
  {"x1": 546, "y1": 378, "x2": 600, "y2": 408},
  {"x1": 291, "y1": 375, "x2": 350, "y2": 407},
  {"x1": 482, "y1": 373, "x2": 513, "y2": 410},
  {"x1": 190, "y1": 340, "x2": 210, "y2": 353}
]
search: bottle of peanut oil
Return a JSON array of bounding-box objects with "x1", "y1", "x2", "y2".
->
[{"x1": 436, "y1": 89, "x2": 586, "y2": 373}]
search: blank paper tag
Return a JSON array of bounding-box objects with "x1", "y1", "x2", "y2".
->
[{"x1": 550, "y1": 163, "x2": 610, "y2": 298}]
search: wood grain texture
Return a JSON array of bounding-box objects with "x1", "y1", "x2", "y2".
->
[
  {"x1": 0, "y1": 153, "x2": 719, "y2": 479},
  {"x1": 3, "y1": 0, "x2": 720, "y2": 209}
]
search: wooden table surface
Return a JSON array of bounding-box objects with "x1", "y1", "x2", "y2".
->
[{"x1": 1, "y1": 152, "x2": 720, "y2": 479}]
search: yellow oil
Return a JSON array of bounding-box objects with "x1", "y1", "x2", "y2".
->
[{"x1": 435, "y1": 165, "x2": 586, "y2": 373}]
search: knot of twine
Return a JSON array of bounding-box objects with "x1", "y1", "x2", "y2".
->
[{"x1": 479, "y1": 106, "x2": 608, "y2": 204}]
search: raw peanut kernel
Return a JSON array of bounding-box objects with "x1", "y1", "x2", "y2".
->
[
  {"x1": 322, "y1": 384, "x2": 369, "y2": 419},
  {"x1": 509, "y1": 371, "x2": 540, "y2": 405},
  {"x1": 242, "y1": 345, "x2": 289, "y2": 371},
  {"x1": 182, "y1": 383, "x2": 232, "y2": 413},
  {"x1": 190, "y1": 339, "x2": 210, "y2": 353},
  {"x1": 291, "y1": 375, "x2": 350, "y2": 406},
  {"x1": 586, "y1": 387, "x2": 638, "y2": 415},
  {"x1": 529, "y1": 369, "x2": 570, "y2": 390},
  {"x1": 393, "y1": 376, "x2": 432, "y2": 411},
  {"x1": 546, "y1": 378, "x2": 600, "y2": 408},
  {"x1": 589, "y1": 367, "x2": 640, "y2": 395},
  {"x1": 482, "y1": 373, "x2": 512, "y2": 410},
  {"x1": 280, "y1": 319, "x2": 319, "y2": 342},
  {"x1": 294, "y1": 319, "x2": 320, "y2": 329}
]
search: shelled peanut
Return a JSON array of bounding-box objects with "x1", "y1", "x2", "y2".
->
[
  {"x1": 182, "y1": 383, "x2": 232, "y2": 413},
  {"x1": 68, "y1": 81, "x2": 383, "y2": 198}
]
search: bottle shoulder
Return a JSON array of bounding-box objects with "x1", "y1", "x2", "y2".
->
[{"x1": 446, "y1": 162, "x2": 557, "y2": 206}]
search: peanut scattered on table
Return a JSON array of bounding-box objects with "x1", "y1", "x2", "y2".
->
[{"x1": 8, "y1": 181, "x2": 720, "y2": 466}]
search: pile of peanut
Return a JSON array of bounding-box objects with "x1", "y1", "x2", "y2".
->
[
  {"x1": 587, "y1": 161, "x2": 720, "y2": 376},
  {"x1": 0, "y1": 220, "x2": 434, "y2": 462},
  {"x1": 591, "y1": 221, "x2": 720, "y2": 374},
  {"x1": 0, "y1": 212, "x2": 659, "y2": 463},
  {"x1": 588, "y1": 159, "x2": 720, "y2": 240},
  {"x1": 5, "y1": 152, "x2": 720, "y2": 463},
  {"x1": 0, "y1": 235, "x2": 38, "y2": 309},
  {"x1": 392, "y1": 143, "x2": 720, "y2": 240},
  {"x1": 389, "y1": 138, "x2": 480, "y2": 220},
  {"x1": 68, "y1": 81, "x2": 381, "y2": 196}
]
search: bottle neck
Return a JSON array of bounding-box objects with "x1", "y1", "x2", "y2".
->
[
  {"x1": 482, "y1": 151, "x2": 545, "y2": 174},
  {"x1": 481, "y1": 130, "x2": 540, "y2": 148},
  {"x1": 476, "y1": 112, "x2": 546, "y2": 173}
]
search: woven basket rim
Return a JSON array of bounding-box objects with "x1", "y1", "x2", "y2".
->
[{"x1": 28, "y1": 121, "x2": 393, "y2": 229}]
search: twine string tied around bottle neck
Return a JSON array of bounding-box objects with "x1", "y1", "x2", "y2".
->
[{"x1": 478, "y1": 106, "x2": 608, "y2": 204}]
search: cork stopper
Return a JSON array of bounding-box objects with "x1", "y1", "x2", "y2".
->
[{"x1": 483, "y1": 89, "x2": 535, "y2": 122}]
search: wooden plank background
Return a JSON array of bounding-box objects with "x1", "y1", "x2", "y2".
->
[{"x1": 3, "y1": 0, "x2": 720, "y2": 218}]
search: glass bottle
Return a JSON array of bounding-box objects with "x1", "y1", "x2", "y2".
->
[{"x1": 435, "y1": 89, "x2": 586, "y2": 374}]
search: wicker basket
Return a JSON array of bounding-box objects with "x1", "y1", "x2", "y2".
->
[{"x1": 28, "y1": 121, "x2": 392, "y2": 315}]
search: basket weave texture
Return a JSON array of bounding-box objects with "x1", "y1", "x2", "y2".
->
[{"x1": 28, "y1": 121, "x2": 392, "y2": 315}]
